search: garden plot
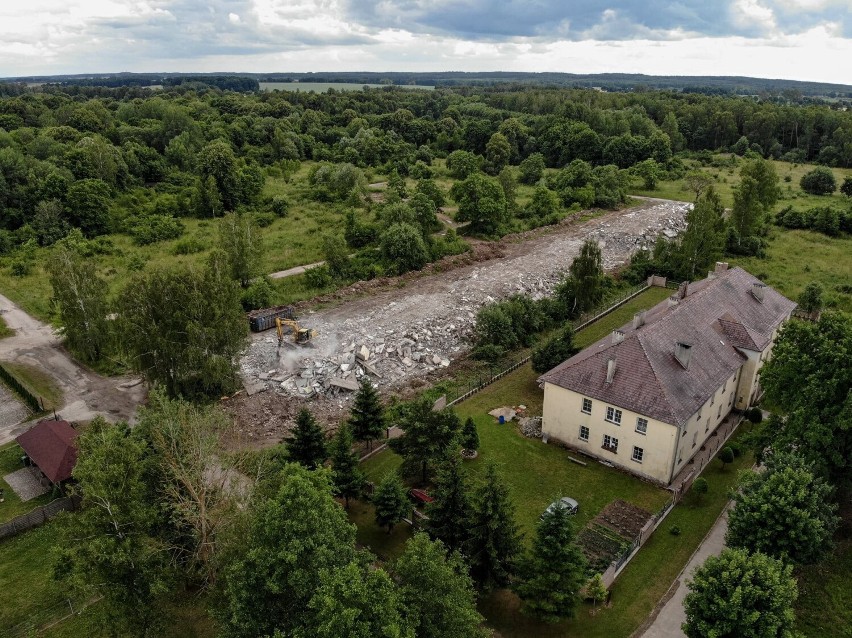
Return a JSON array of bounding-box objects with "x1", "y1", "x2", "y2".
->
[{"x1": 578, "y1": 499, "x2": 653, "y2": 573}]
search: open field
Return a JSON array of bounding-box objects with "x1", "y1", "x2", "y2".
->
[
  {"x1": 632, "y1": 158, "x2": 852, "y2": 211},
  {"x1": 730, "y1": 228, "x2": 852, "y2": 313}
]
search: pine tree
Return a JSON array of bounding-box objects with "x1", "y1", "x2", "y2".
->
[
  {"x1": 461, "y1": 417, "x2": 479, "y2": 453},
  {"x1": 287, "y1": 408, "x2": 328, "y2": 470},
  {"x1": 465, "y1": 462, "x2": 522, "y2": 589},
  {"x1": 349, "y1": 379, "x2": 385, "y2": 451},
  {"x1": 373, "y1": 473, "x2": 411, "y2": 533},
  {"x1": 426, "y1": 449, "x2": 472, "y2": 552},
  {"x1": 330, "y1": 424, "x2": 364, "y2": 509},
  {"x1": 515, "y1": 505, "x2": 588, "y2": 622}
]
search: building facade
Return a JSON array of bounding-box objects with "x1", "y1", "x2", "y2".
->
[{"x1": 538, "y1": 265, "x2": 796, "y2": 485}]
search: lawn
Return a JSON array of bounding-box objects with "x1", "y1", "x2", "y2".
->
[
  {"x1": 2, "y1": 361, "x2": 64, "y2": 411},
  {"x1": 0, "y1": 443, "x2": 56, "y2": 523},
  {"x1": 0, "y1": 523, "x2": 74, "y2": 635},
  {"x1": 794, "y1": 525, "x2": 852, "y2": 637}
]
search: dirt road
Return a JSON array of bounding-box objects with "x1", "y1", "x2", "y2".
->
[
  {"x1": 0, "y1": 293, "x2": 146, "y2": 445},
  {"x1": 234, "y1": 198, "x2": 690, "y2": 442}
]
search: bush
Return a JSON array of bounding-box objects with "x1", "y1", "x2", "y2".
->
[
  {"x1": 270, "y1": 196, "x2": 289, "y2": 217},
  {"x1": 344, "y1": 210, "x2": 378, "y2": 248},
  {"x1": 669, "y1": 525, "x2": 681, "y2": 536},
  {"x1": 531, "y1": 324, "x2": 578, "y2": 374},
  {"x1": 303, "y1": 264, "x2": 332, "y2": 289},
  {"x1": 379, "y1": 222, "x2": 429, "y2": 275},
  {"x1": 691, "y1": 477, "x2": 709, "y2": 501},
  {"x1": 472, "y1": 343, "x2": 505, "y2": 363},
  {"x1": 728, "y1": 441, "x2": 743, "y2": 458},
  {"x1": 719, "y1": 446, "x2": 735, "y2": 468},
  {"x1": 518, "y1": 153, "x2": 545, "y2": 185},
  {"x1": 241, "y1": 277, "x2": 274, "y2": 310},
  {"x1": 254, "y1": 212, "x2": 276, "y2": 228},
  {"x1": 799, "y1": 167, "x2": 837, "y2": 195},
  {"x1": 747, "y1": 407, "x2": 764, "y2": 424},
  {"x1": 172, "y1": 237, "x2": 206, "y2": 255},
  {"x1": 9, "y1": 259, "x2": 31, "y2": 277},
  {"x1": 129, "y1": 215, "x2": 185, "y2": 245}
]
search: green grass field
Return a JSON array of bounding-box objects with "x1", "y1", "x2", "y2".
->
[
  {"x1": 730, "y1": 228, "x2": 852, "y2": 313},
  {"x1": 794, "y1": 536, "x2": 852, "y2": 638}
]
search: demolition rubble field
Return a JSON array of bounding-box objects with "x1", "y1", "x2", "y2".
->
[{"x1": 233, "y1": 199, "x2": 689, "y2": 441}]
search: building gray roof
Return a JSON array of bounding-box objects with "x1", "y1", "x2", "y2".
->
[{"x1": 538, "y1": 267, "x2": 796, "y2": 427}]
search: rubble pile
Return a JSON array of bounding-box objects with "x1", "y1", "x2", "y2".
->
[{"x1": 239, "y1": 200, "x2": 691, "y2": 402}]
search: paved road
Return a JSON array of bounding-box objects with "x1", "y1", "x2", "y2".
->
[
  {"x1": 639, "y1": 504, "x2": 732, "y2": 638},
  {"x1": 0, "y1": 293, "x2": 146, "y2": 445}
]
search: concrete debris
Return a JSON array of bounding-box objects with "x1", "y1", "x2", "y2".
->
[
  {"x1": 238, "y1": 200, "x2": 690, "y2": 403},
  {"x1": 519, "y1": 416, "x2": 543, "y2": 438}
]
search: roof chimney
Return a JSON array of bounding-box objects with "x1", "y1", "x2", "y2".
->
[
  {"x1": 612, "y1": 330, "x2": 625, "y2": 345},
  {"x1": 707, "y1": 270, "x2": 716, "y2": 280},
  {"x1": 678, "y1": 281, "x2": 689, "y2": 299},
  {"x1": 632, "y1": 311, "x2": 646, "y2": 329},
  {"x1": 715, "y1": 262, "x2": 729, "y2": 273},
  {"x1": 752, "y1": 283, "x2": 766, "y2": 303},
  {"x1": 606, "y1": 358, "x2": 617, "y2": 383},
  {"x1": 668, "y1": 295, "x2": 679, "y2": 308},
  {"x1": 674, "y1": 342, "x2": 693, "y2": 369}
]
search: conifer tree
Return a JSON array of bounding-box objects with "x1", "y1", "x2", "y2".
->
[
  {"x1": 465, "y1": 462, "x2": 522, "y2": 589},
  {"x1": 349, "y1": 379, "x2": 385, "y2": 451},
  {"x1": 515, "y1": 505, "x2": 588, "y2": 622},
  {"x1": 461, "y1": 417, "x2": 480, "y2": 453},
  {"x1": 373, "y1": 472, "x2": 411, "y2": 533},
  {"x1": 330, "y1": 424, "x2": 364, "y2": 509},
  {"x1": 426, "y1": 448, "x2": 472, "y2": 552},
  {"x1": 286, "y1": 408, "x2": 327, "y2": 470}
]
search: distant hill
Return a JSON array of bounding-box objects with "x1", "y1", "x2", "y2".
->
[{"x1": 3, "y1": 71, "x2": 851, "y2": 97}]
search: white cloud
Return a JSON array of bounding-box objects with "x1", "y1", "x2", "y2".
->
[{"x1": 229, "y1": 13, "x2": 241, "y2": 23}]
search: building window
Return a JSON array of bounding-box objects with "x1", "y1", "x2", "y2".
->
[
  {"x1": 635, "y1": 417, "x2": 648, "y2": 435},
  {"x1": 579, "y1": 426, "x2": 590, "y2": 442},
  {"x1": 605, "y1": 406, "x2": 622, "y2": 425},
  {"x1": 682, "y1": 427, "x2": 687, "y2": 437},
  {"x1": 696, "y1": 410, "x2": 702, "y2": 422},
  {"x1": 581, "y1": 398, "x2": 592, "y2": 414},
  {"x1": 717, "y1": 404, "x2": 722, "y2": 418},
  {"x1": 603, "y1": 435, "x2": 618, "y2": 452},
  {"x1": 632, "y1": 446, "x2": 644, "y2": 463},
  {"x1": 722, "y1": 380, "x2": 727, "y2": 393},
  {"x1": 692, "y1": 432, "x2": 698, "y2": 448},
  {"x1": 710, "y1": 394, "x2": 715, "y2": 406}
]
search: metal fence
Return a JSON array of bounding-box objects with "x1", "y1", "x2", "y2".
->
[
  {"x1": 0, "y1": 362, "x2": 43, "y2": 413},
  {"x1": 0, "y1": 495, "x2": 80, "y2": 540}
]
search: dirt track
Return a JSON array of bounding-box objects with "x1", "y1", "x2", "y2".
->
[
  {"x1": 0, "y1": 293, "x2": 146, "y2": 445},
  {"x1": 232, "y1": 198, "x2": 690, "y2": 444}
]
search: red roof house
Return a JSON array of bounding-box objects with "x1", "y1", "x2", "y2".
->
[{"x1": 16, "y1": 419, "x2": 79, "y2": 484}]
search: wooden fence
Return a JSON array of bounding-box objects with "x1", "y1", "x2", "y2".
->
[{"x1": 0, "y1": 495, "x2": 80, "y2": 540}]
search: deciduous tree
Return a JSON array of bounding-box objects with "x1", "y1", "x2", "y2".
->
[
  {"x1": 450, "y1": 172, "x2": 508, "y2": 235},
  {"x1": 531, "y1": 324, "x2": 578, "y2": 373},
  {"x1": 218, "y1": 212, "x2": 264, "y2": 288},
  {"x1": 683, "y1": 548, "x2": 798, "y2": 638},
  {"x1": 394, "y1": 533, "x2": 487, "y2": 638},
  {"x1": 726, "y1": 453, "x2": 838, "y2": 565},
  {"x1": 676, "y1": 186, "x2": 726, "y2": 279},
  {"x1": 568, "y1": 239, "x2": 604, "y2": 313},
  {"x1": 389, "y1": 396, "x2": 461, "y2": 483}
]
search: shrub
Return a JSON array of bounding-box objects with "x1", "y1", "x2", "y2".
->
[
  {"x1": 172, "y1": 237, "x2": 206, "y2": 255},
  {"x1": 254, "y1": 212, "x2": 276, "y2": 228},
  {"x1": 719, "y1": 446, "x2": 735, "y2": 469},
  {"x1": 728, "y1": 441, "x2": 743, "y2": 458},
  {"x1": 799, "y1": 167, "x2": 837, "y2": 195},
  {"x1": 9, "y1": 259, "x2": 31, "y2": 277},
  {"x1": 130, "y1": 215, "x2": 184, "y2": 245},
  {"x1": 241, "y1": 277, "x2": 274, "y2": 310},
  {"x1": 747, "y1": 407, "x2": 764, "y2": 424},
  {"x1": 270, "y1": 195, "x2": 289, "y2": 217},
  {"x1": 669, "y1": 525, "x2": 681, "y2": 536},
  {"x1": 691, "y1": 477, "x2": 709, "y2": 502},
  {"x1": 343, "y1": 210, "x2": 378, "y2": 248},
  {"x1": 380, "y1": 223, "x2": 428, "y2": 275},
  {"x1": 304, "y1": 264, "x2": 332, "y2": 289}
]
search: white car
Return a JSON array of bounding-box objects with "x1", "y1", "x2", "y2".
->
[{"x1": 542, "y1": 497, "x2": 579, "y2": 518}]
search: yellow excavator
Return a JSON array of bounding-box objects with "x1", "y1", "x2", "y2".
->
[{"x1": 276, "y1": 317, "x2": 316, "y2": 346}]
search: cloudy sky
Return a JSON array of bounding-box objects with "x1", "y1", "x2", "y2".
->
[{"x1": 1, "y1": 0, "x2": 851, "y2": 83}]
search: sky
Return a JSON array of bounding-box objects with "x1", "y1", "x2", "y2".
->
[{"x1": 1, "y1": 0, "x2": 851, "y2": 84}]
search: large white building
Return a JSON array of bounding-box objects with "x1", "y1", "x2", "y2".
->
[{"x1": 538, "y1": 264, "x2": 796, "y2": 485}]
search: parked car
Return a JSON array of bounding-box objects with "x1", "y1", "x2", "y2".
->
[{"x1": 542, "y1": 496, "x2": 579, "y2": 518}]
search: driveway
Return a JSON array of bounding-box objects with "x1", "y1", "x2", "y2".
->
[
  {"x1": 638, "y1": 504, "x2": 732, "y2": 638},
  {"x1": 0, "y1": 293, "x2": 146, "y2": 446}
]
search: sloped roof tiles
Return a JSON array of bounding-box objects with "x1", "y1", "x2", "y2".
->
[{"x1": 538, "y1": 268, "x2": 796, "y2": 426}]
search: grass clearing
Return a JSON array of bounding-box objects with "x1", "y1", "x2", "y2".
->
[
  {"x1": 3, "y1": 361, "x2": 64, "y2": 410},
  {"x1": 0, "y1": 443, "x2": 56, "y2": 522},
  {"x1": 794, "y1": 536, "x2": 852, "y2": 638},
  {"x1": 730, "y1": 228, "x2": 852, "y2": 313}
]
